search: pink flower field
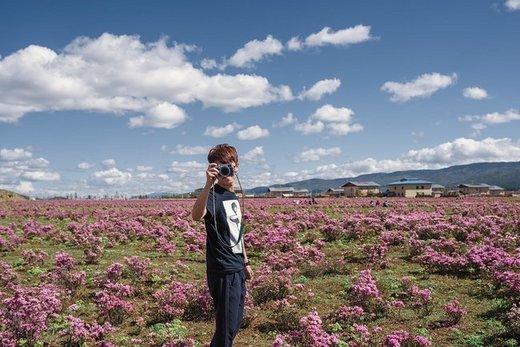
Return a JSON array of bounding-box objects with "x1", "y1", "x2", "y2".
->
[{"x1": 0, "y1": 197, "x2": 519, "y2": 346}]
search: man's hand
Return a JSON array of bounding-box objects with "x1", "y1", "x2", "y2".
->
[
  {"x1": 191, "y1": 163, "x2": 219, "y2": 221},
  {"x1": 206, "y1": 163, "x2": 219, "y2": 186},
  {"x1": 244, "y1": 264, "x2": 254, "y2": 281}
]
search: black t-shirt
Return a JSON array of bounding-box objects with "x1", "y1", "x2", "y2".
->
[{"x1": 204, "y1": 184, "x2": 244, "y2": 274}]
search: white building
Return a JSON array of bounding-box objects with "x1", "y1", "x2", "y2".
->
[
  {"x1": 325, "y1": 188, "x2": 344, "y2": 197},
  {"x1": 342, "y1": 181, "x2": 380, "y2": 197},
  {"x1": 431, "y1": 183, "x2": 445, "y2": 197},
  {"x1": 458, "y1": 183, "x2": 490, "y2": 196},
  {"x1": 267, "y1": 187, "x2": 295, "y2": 197},
  {"x1": 387, "y1": 178, "x2": 433, "y2": 198},
  {"x1": 489, "y1": 185, "x2": 505, "y2": 196}
]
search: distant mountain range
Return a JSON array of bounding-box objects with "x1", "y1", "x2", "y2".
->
[{"x1": 249, "y1": 161, "x2": 520, "y2": 195}]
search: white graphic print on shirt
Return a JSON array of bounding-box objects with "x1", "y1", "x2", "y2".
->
[{"x1": 222, "y1": 199, "x2": 243, "y2": 254}]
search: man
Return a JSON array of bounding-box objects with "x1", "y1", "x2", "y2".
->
[{"x1": 192, "y1": 144, "x2": 253, "y2": 347}]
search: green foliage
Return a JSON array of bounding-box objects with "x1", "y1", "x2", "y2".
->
[
  {"x1": 27, "y1": 266, "x2": 47, "y2": 276},
  {"x1": 49, "y1": 314, "x2": 67, "y2": 332},
  {"x1": 149, "y1": 252, "x2": 161, "y2": 259},
  {"x1": 70, "y1": 299, "x2": 97, "y2": 314},
  {"x1": 451, "y1": 328, "x2": 462, "y2": 338},
  {"x1": 343, "y1": 277, "x2": 352, "y2": 293},
  {"x1": 330, "y1": 322, "x2": 343, "y2": 333},
  {"x1": 492, "y1": 298, "x2": 510, "y2": 311},
  {"x1": 149, "y1": 319, "x2": 187, "y2": 344},
  {"x1": 504, "y1": 339, "x2": 518, "y2": 347},
  {"x1": 379, "y1": 269, "x2": 400, "y2": 291},
  {"x1": 294, "y1": 275, "x2": 308, "y2": 284},
  {"x1": 485, "y1": 318, "x2": 507, "y2": 334},
  {"x1": 117, "y1": 336, "x2": 131, "y2": 346},
  {"x1": 17, "y1": 339, "x2": 45, "y2": 347},
  {"x1": 460, "y1": 334, "x2": 485, "y2": 347},
  {"x1": 12, "y1": 258, "x2": 25, "y2": 267},
  {"x1": 412, "y1": 327, "x2": 431, "y2": 340},
  {"x1": 150, "y1": 273, "x2": 164, "y2": 283}
]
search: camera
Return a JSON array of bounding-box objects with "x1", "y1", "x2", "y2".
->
[{"x1": 217, "y1": 163, "x2": 235, "y2": 177}]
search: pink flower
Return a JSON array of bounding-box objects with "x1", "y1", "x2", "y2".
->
[{"x1": 444, "y1": 298, "x2": 466, "y2": 325}]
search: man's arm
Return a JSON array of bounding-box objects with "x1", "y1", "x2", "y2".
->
[
  {"x1": 242, "y1": 237, "x2": 248, "y2": 264},
  {"x1": 192, "y1": 164, "x2": 218, "y2": 221},
  {"x1": 191, "y1": 183, "x2": 212, "y2": 221},
  {"x1": 242, "y1": 236, "x2": 254, "y2": 280}
]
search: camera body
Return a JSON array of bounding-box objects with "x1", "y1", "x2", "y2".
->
[{"x1": 217, "y1": 163, "x2": 235, "y2": 177}]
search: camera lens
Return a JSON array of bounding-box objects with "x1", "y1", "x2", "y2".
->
[{"x1": 219, "y1": 164, "x2": 233, "y2": 177}]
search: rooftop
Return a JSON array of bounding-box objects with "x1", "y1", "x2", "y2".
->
[
  {"x1": 459, "y1": 183, "x2": 491, "y2": 188},
  {"x1": 341, "y1": 181, "x2": 380, "y2": 187},
  {"x1": 268, "y1": 187, "x2": 295, "y2": 192},
  {"x1": 387, "y1": 179, "x2": 433, "y2": 186},
  {"x1": 489, "y1": 185, "x2": 504, "y2": 191}
]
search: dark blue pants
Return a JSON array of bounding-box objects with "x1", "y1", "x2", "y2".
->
[{"x1": 207, "y1": 269, "x2": 246, "y2": 347}]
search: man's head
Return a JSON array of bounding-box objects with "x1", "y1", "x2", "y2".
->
[
  {"x1": 207, "y1": 144, "x2": 239, "y2": 189},
  {"x1": 207, "y1": 144, "x2": 239, "y2": 166}
]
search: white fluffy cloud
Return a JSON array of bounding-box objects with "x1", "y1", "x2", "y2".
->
[
  {"x1": 313, "y1": 104, "x2": 354, "y2": 123},
  {"x1": 237, "y1": 125, "x2": 270, "y2": 140},
  {"x1": 294, "y1": 104, "x2": 363, "y2": 136},
  {"x1": 286, "y1": 25, "x2": 373, "y2": 53},
  {"x1": 91, "y1": 168, "x2": 132, "y2": 186},
  {"x1": 102, "y1": 159, "x2": 116, "y2": 168},
  {"x1": 14, "y1": 181, "x2": 34, "y2": 194},
  {"x1": 273, "y1": 113, "x2": 297, "y2": 128},
  {"x1": 286, "y1": 37, "x2": 303, "y2": 51},
  {"x1": 226, "y1": 25, "x2": 372, "y2": 65},
  {"x1": 327, "y1": 122, "x2": 364, "y2": 136},
  {"x1": 506, "y1": 0, "x2": 520, "y2": 10},
  {"x1": 0, "y1": 148, "x2": 60, "y2": 194},
  {"x1": 463, "y1": 87, "x2": 488, "y2": 100},
  {"x1": 294, "y1": 120, "x2": 325, "y2": 135},
  {"x1": 0, "y1": 33, "x2": 294, "y2": 124},
  {"x1": 78, "y1": 162, "x2": 95, "y2": 170},
  {"x1": 197, "y1": 75, "x2": 293, "y2": 112},
  {"x1": 381, "y1": 73, "x2": 457, "y2": 102},
  {"x1": 0, "y1": 28, "x2": 376, "y2": 125},
  {"x1": 26, "y1": 158, "x2": 51, "y2": 168},
  {"x1": 21, "y1": 171, "x2": 60, "y2": 181},
  {"x1": 200, "y1": 58, "x2": 218, "y2": 70},
  {"x1": 242, "y1": 146, "x2": 266, "y2": 162},
  {"x1": 172, "y1": 144, "x2": 210, "y2": 155},
  {"x1": 74, "y1": 163, "x2": 198, "y2": 196},
  {"x1": 299, "y1": 78, "x2": 341, "y2": 100},
  {"x1": 228, "y1": 35, "x2": 284, "y2": 68},
  {"x1": 405, "y1": 137, "x2": 520, "y2": 164},
  {"x1": 460, "y1": 109, "x2": 520, "y2": 134},
  {"x1": 204, "y1": 123, "x2": 241, "y2": 138},
  {"x1": 136, "y1": 165, "x2": 153, "y2": 172},
  {"x1": 304, "y1": 25, "x2": 373, "y2": 47},
  {"x1": 167, "y1": 161, "x2": 206, "y2": 176},
  {"x1": 0, "y1": 148, "x2": 32, "y2": 161},
  {"x1": 128, "y1": 102, "x2": 187, "y2": 129},
  {"x1": 294, "y1": 147, "x2": 341, "y2": 162},
  {"x1": 289, "y1": 137, "x2": 520, "y2": 180}
]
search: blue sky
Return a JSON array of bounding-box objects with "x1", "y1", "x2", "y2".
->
[{"x1": 1, "y1": 0, "x2": 519, "y2": 197}]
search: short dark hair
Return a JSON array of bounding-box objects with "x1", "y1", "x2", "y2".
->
[{"x1": 207, "y1": 144, "x2": 238, "y2": 164}]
